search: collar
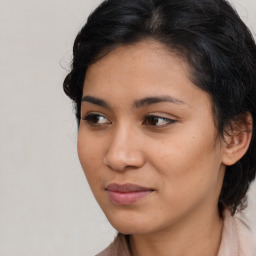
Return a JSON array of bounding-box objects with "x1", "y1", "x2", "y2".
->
[{"x1": 97, "y1": 209, "x2": 253, "y2": 256}]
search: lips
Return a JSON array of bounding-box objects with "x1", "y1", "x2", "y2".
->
[{"x1": 105, "y1": 183, "x2": 154, "y2": 205}]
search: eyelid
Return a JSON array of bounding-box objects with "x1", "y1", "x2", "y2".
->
[
  {"x1": 81, "y1": 111, "x2": 107, "y2": 119},
  {"x1": 143, "y1": 114, "x2": 177, "y2": 127},
  {"x1": 145, "y1": 112, "x2": 178, "y2": 121},
  {"x1": 80, "y1": 111, "x2": 177, "y2": 128},
  {"x1": 81, "y1": 112, "x2": 111, "y2": 126}
]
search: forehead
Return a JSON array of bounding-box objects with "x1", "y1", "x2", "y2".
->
[
  {"x1": 83, "y1": 40, "x2": 212, "y2": 110},
  {"x1": 86, "y1": 40, "x2": 189, "y2": 75}
]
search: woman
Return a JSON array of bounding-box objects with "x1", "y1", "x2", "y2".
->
[{"x1": 63, "y1": 0, "x2": 256, "y2": 255}]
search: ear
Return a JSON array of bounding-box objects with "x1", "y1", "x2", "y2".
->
[{"x1": 222, "y1": 113, "x2": 253, "y2": 166}]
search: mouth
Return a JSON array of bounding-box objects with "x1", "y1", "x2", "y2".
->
[{"x1": 105, "y1": 183, "x2": 155, "y2": 205}]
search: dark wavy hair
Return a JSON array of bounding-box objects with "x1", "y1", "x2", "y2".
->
[{"x1": 63, "y1": 0, "x2": 256, "y2": 214}]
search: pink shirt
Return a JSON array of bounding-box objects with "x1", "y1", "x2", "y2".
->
[{"x1": 97, "y1": 209, "x2": 255, "y2": 256}]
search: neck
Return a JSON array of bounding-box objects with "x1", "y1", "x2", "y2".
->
[{"x1": 129, "y1": 207, "x2": 223, "y2": 256}]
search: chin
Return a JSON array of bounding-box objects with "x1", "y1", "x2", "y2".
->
[
  {"x1": 104, "y1": 210, "x2": 156, "y2": 235},
  {"x1": 111, "y1": 221, "x2": 151, "y2": 235}
]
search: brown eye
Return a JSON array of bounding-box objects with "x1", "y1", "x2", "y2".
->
[
  {"x1": 89, "y1": 115, "x2": 101, "y2": 123},
  {"x1": 143, "y1": 115, "x2": 176, "y2": 127},
  {"x1": 82, "y1": 113, "x2": 111, "y2": 126}
]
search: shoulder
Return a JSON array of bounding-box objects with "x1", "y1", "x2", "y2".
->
[
  {"x1": 234, "y1": 213, "x2": 256, "y2": 256},
  {"x1": 218, "y1": 209, "x2": 255, "y2": 256},
  {"x1": 96, "y1": 234, "x2": 131, "y2": 256}
]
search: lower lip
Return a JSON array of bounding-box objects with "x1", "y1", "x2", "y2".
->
[{"x1": 107, "y1": 190, "x2": 153, "y2": 205}]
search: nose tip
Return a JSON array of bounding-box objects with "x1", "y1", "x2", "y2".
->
[
  {"x1": 104, "y1": 151, "x2": 144, "y2": 171},
  {"x1": 103, "y1": 133, "x2": 145, "y2": 172}
]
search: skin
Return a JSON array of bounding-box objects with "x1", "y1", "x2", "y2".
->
[{"x1": 77, "y1": 40, "x2": 227, "y2": 256}]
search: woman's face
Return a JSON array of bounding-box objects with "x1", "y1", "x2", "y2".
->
[{"x1": 78, "y1": 40, "x2": 226, "y2": 235}]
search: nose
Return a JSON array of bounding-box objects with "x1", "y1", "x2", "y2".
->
[{"x1": 103, "y1": 125, "x2": 145, "y2": 172}]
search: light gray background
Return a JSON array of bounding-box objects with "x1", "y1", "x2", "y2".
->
[{"x1": 0, "y1": 0, "x2": 255, "y2": 255}]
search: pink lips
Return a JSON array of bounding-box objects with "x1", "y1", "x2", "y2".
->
[{"x1": 106, "y1": 183, "x2": 154, "y2": 205}]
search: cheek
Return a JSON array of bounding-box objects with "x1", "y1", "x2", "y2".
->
[
  {"x1": 147, "y1": 141, "x2": 222, "y2": 225},
  {"x1": 77, "y1": 130, "x2": 104, "y2": 185},
  {"x1": 146, "y1": 129, "x2": 222, "y2": 194}
]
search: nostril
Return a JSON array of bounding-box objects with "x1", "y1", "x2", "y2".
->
[
  {"x1": 103, "y1": 150, "x2": 145, "y2": 172},
  {"x1": 103, "y1": 128, "x2": 145, "y2": 171}
]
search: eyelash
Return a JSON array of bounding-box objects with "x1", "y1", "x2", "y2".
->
[
  {"x1": 82, "y1": 113, "x2": 111, "y2": 126},
  {"x1": 81, "y1": 113, "x2": 176, "y2": 127},
  {"x1": 142, "y1": 115, "x2": 176, "y2": 127}
]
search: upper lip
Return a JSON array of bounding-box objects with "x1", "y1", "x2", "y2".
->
[{"x1": 106, "y1": 183, "x2": 154, "y2": 192}]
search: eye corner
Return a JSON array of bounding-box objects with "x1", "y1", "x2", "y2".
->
[
  {"x1": 81, "y1": 112, "x2": 112, "y2": 126},
  {"x1": 143, "y1": 114, "x2": 177, "y2": 127}
]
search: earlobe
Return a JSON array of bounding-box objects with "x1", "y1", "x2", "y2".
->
[{"x1": 222, "y1": 113, "x2": 253, "y2": 166}]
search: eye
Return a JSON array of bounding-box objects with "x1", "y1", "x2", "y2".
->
[
  {"x1": 81, "y1": 113, "x2": 111, "y2": 126},
  {"x1": 143, "y1": 115, "x2": 176, "y2": 127}
]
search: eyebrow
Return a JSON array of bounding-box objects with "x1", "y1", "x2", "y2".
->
[
  {"x1": 134, "y1": 95, "x2": 186, "y2": 108},
  {"x1": 81, "y1": 95, "x2": 186, "y2": 109},
  {"x1": 81, "y1": 95, "x2": 111, "y2": 109}
]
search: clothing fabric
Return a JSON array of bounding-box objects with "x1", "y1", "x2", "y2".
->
[{"x1": 96, "y1": 209, "x2": 255, "y2": 256}]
